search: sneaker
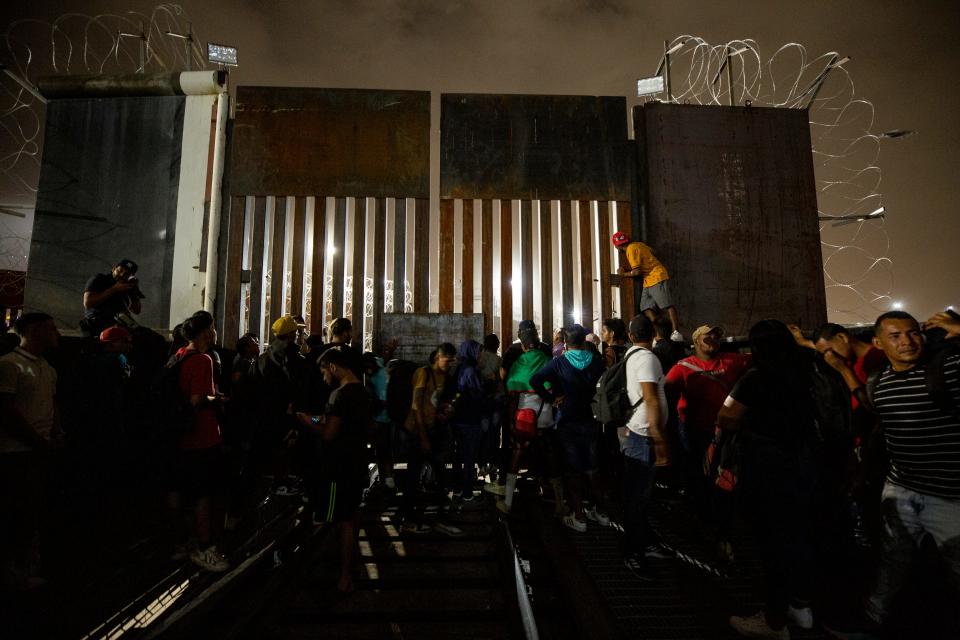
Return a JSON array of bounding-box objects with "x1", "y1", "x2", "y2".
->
[
  {"x1": 272, "y1": 483, "x2": 302, "y2": 497},
  {"x1": 484, "y1": 482, "x2": 506, "y2": 496},
  {"x1": 787, "y1": 605, "x2": 813, "y2": 630},
  {"x1": 400, "y1": 521, "x2": 432, "y2": 535},
  {"x1": 562, "y1": 514, "x2": 587, "y2": 533},
  {"x1": 190, "y1": 546, "x2": 230, "y2": 573},
  {"x1": 456, "y1": 495, "x2": 487, "y2": 511},
  {"x1": 433, "y1": 521, "x2": 465, "y2": 537},
  {"x1": 729, "y1": 611, "x2": 789, "y2": 640},
  {"x1": 496, "y1": 499, "x2": 511, "y2": 515},
  {"x1": 717, "y1": 538, "x2": 736, "y2": 564},
  {"x1": 623, "y1": 553, "x2": 654, "y2": 581},
  {"x1": 645, "y1": 542, "x2": 676, "y2": 559},
  {"x1": 822, "y1": 612, "x2": 882, "y2": 640},
  {"x1": 585, "y1": 508, "x2": 610, "y2": 526},
  {"x1": 670, "y1": 330, "x2": 684, "y2": 342}
]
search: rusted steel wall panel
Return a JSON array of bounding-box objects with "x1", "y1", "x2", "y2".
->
[
  {"x1": 249, "y1": 197, "x2": 267, "y2": 339},
  {"x1": 309, "y1": 197, "x2": 327, "y2": 334},
  {"x1": 351, "y1": 198, "x2": 367, "y2": 347},
  {"x1": 539, "y1": 200, "x2": 554, "y2": 334},
  {"x1": 616, "y1": 203, "x2": 636, "y2": 319},
  {"x1": 330, "y1": 198, "x2": 347, "y2": 320},
  {"x1": 598, "y1": 201, "x2": 612, "y2": 325},
  {"x1": 520, "y1": 200, "x2": 534, "y2": 322},
  {"x1": 222, "y1": 196, "x2": 246, "y2": 344},
  {"x1": 269, "y1": 197, "x2": 286, "y2": 325},
  {"x1": 393, "y1": 198, "x2": 407, "y2": 313},
  {"x1": 500, "y1": 200, "x2": 513, "y2": 347},
  {"x1": 413, "y1": 198, "x2": 429, "y2": 312},
  {"x1": 481, "y1": 200, "x2": 494, "y2": 335},
  {"x1": 372, "y1": 198, "x2": 386, "y2": 351},
  {"x1": 578, "y1": 200, "x2": 594, "y2": 330},
  {"x1": 559, "y1": 201, "x2": 574, "y2": 325},
  {"x1": 462, "y1": 200, "x2": 475, "y2": 314},
  {"x1": 231, "y1": 87, "x2": 430, "y2": 198},
  {"x1": 439, "y1": 199, "x2": 455, "y2": 313},
  {"x1": 641, "y1": 103, "x2": 826, "y2": 336},
  {"x1": 290, "y1": 197, "x2": 306, "y2": 318},
  {"x1": 440, "y1": 93, "x2": 631, "y2": 201}
]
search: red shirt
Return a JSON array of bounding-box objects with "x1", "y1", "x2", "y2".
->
[
  {"x1": 665, "y1": 352, "x2": 752, "y2": 434},
  {"x1": 176, "y1": 347, "x2": 222, "y2": 450},
  {"x1": 851, "y1": 346, "x2": 887, "y2": 410}
]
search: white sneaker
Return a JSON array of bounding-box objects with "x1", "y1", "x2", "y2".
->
[
  {"x1": 585, "y1": 508, "x2": 610, "y2": 526},
  {"x1": 787, "y1": 605, "x2": 813, "y2": 630},
  {"x1": 191, "y1": 546, "x2": 230, "y2": 572},
  {"x1": 563, "y1": 514, "x2": 587, "y2": 533},
  {"x1": 729, "y1": 611, "x2": 789, "y2": 640},
  {"x1": 670, "y1": 330, "x2": 684, "y2": 342}
]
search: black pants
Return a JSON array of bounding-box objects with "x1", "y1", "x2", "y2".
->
[{"x1": 400, "y1": 426, "x2": 451, "y2": 522}]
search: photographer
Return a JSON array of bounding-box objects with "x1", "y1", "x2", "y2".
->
[{"x1": 80, "y1": 259, "x2": 144, "y2": 337}]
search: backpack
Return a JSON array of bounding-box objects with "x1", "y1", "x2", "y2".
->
[
  {"x1": 592, "y1": 348, "x2": 644, "y2": 425},
  {"x1": 866, "y1": 341, "x2": 960, "y2": 420},
  {"x1": 809, "y1": 359, "x2": 852, "y2": 442},
  {"x1": 386, "y1": 359, "x2": 419, "y2": 425},
  {"x1": 152, "y1": 351, "x2": 201, "y2": 436}
]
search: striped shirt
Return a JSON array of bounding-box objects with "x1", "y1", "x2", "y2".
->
[{"x1": 872, "y1": 352, "x2": 960, "y2": 499}]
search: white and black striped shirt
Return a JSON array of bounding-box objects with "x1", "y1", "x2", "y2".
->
[{"x1": 872, "y1": 353, "x2": 960, "y2": 499}]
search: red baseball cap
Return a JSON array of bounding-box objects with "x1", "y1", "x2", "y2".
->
[{"x1": 611, "y1": 231, "x2": 631, "y2": 247}]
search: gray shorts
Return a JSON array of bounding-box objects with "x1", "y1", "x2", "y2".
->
[{"x1": 640, "y1": 280, "x2": 674, "y2": 312}]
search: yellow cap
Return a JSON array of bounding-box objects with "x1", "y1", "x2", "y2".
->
[
  {"x1": 692, "y1": 325, "x2": 723, "y2": 341},
  {"x1": 271, "y1": 315, "x2": 304, "y2": 337}
]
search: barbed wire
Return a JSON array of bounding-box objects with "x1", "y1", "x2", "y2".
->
[{"x1": 649, "y1": 36, "x2": 892, "y2": 323}]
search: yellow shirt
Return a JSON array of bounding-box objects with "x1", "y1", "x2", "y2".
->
[{"x1": 625, "y1": 241, "x2": 669, "y2": 288}]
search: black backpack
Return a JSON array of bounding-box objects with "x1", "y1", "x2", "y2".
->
[
  {"x1": 152, "y1": 351, "x2": 201, "y2": 436},
  {"x1": 592, "y1": 348, "x2": 644, "y2": 425},
  {"x1": 386, "y1": 359, "x2": 419, "y2": 425},
  {"x1": 809, "y1": 358, "x2": 853, "y2": 442},
  {"x1": 866, "y1": 341, "x2": 960, "y2": 420}
]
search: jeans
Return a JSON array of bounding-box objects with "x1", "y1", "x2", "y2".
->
[
  {"x1": 558, "y1": 421, "x2": 600, "y2": 473},
  {"x1": 454, "y1": 422, "x2": 484, "y2": 497},
  {"x1": 866, "y1": 481, "x2": 960, "y2": 622},
  {"x1": 622, "y1": 433, "x2": 657, "y2": 556}
]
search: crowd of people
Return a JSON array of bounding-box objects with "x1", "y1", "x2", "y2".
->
[{"x1": 1, "y1": 252, "x2": 959, "y2": 640}]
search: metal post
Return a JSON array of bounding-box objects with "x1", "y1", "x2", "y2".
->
[
  {"x1": 726, "y1": 46, "x2": 735, "y2": 106},
  {"x1": 138, "y1": 22, "x2": 145, "y2": 73},
  {"x1": 664, "y1": 40, "x2": 673, "y2": 103}
]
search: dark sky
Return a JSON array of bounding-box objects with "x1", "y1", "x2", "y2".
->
[{"x1": 6, "y1": 0, "x2": 959, "y2": 321}]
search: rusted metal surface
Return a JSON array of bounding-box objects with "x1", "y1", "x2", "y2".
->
[
  {"x1": 269, "y1": 197, "x2": 286, "y2": 324},
  {"x1": 230, "y1": 87, "x2": 430, "y2": 198},
  {"x1": 598, "y1": 202, "x2": 612, "y2": 324},
  {"x1": 640, "y1": 103, "x2": 826, "y2": 335},
  {"x1": 372, "y1": 198, "x2": 386, "y2": 350},
  {"x1": 440, "y1": 93, "x2": 632, "y2": 201},
  {"x1": 578, "y1": 200, "x2": 594, "y2": 330},
  {"x1": 351, "y1": 198, "x2": 367, "y2": 347},
  {"x1": 249, "y1": 197, "x2": 267, "y2": 338},
  {"x1": 393, "y1": 198, "x2": 407, "y2": 313},
  {"x1": 331, "y1": 198, "x2": 347, "y2": 320},
  {"x1": 414, "y1": 198, "x2": 429, "y2": 312},
  {"x1": 291, "y1": 197, "x2": 306, "y2": 318},
  {"x1": 500, "y1": 200, "x2": 513, "y2": 347},
  {"x1": 310, "y1": 197, "x2": 327, "y2": 334},
  {"x1": 462, "y1": 200, "x2": 475, "y2": 314},
  {"x1": 560, "y1": 201, "x2": 574, "y2": 326},
  {"x1": 222, "y1": 196, "x2": 246, "y2": 345},
  {"x1": 539, "y1": 200, "x2": 554, "y2": 334},
  {"x1": 439, "y1": 199, "x2": 455, "y2": 313},
  {"x1": 481, "y1": 200, "x2": 494, "y2": 335},
  {"x1": 616, "y1": 203, "x2": 636, "y2": 319},
  {"x1": 520, "y1": 200, "x2": 534, "y2": 322}
]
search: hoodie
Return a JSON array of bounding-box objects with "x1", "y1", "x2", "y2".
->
[{"x1": 529, "y1": 348, "x2": 604, "y2": 426}]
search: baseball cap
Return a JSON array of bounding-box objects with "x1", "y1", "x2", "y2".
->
[
  {"x1": 518, "y1": 319, "x2": 536, "y2": 333},
  {"x1": 116, "y1": 258, "x2": 138, "y2": 273},
  {"x1": 692, "y1": 325, "x2": 723, "y2": 341},
  {"x1": 611, "y1": 231, "x2": 631, "y2": 247},
  {"x1": 271, "y1": 315, "x2": 305, "y2": 337},
  {"x1": 99, "y1": 325, "x2": 131, "y2": 343}
]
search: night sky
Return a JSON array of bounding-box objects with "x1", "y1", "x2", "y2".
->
[{"x1": 4, "y1": 0, "x2": 958, "y2": 322}]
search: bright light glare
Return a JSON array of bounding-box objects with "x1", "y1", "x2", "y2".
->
[
  {"x1": 328, "y1": 245, "x2": 337, "y2": 255},
  {"x1": 891, "y1": 301, "x2": 903, "y2": 310}
]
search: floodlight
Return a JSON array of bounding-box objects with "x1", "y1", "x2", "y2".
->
[
  {"x1": 637, "y1": 75, "x2": 665, "y2": 97},
  {"x1": 207, "y1": 43, "x2": 238, "y2": 67}
]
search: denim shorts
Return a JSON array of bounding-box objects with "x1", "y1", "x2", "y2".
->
[{"x1": 557, "y1": 421, "x2": 599, "y2": 473}]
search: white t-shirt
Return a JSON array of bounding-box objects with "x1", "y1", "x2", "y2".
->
[
  {"x1": 624, "y1": 345, "x2": 667, "y2": 437},
  {"x1": 0, "y1": 347, "x2": 57, "y2": 453}
]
